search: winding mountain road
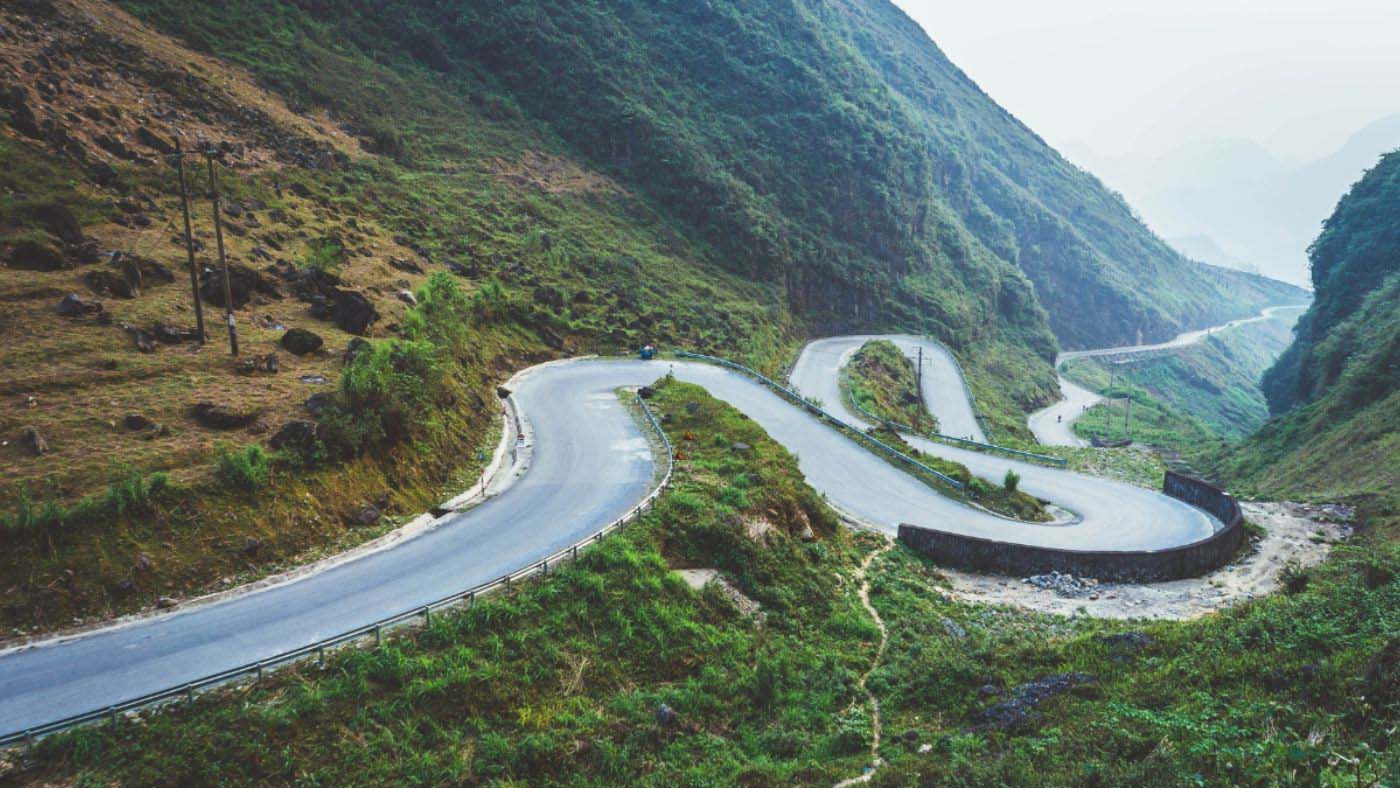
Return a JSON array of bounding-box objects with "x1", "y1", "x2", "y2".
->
[
  {"x1": 1029, "y1": 305, "x2": 1309, "y2": 446},
  {"x1": 0, "y1": 337, "x2": 1227, "y2": 740}
]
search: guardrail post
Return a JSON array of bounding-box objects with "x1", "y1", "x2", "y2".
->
[
  {"x1": 422, "y1": 607, "x2": 431, "y2": 626},
  {"x1": 108, "y1": 706, "x2": 118, "y2": 727},
  {"x1": 468, "y1": 590, "x2": 476, "y2": 606},
  {"x1": 256, "y1": 662, "x2": 263, "y2": 682},
  {"x1": 316, "y1": 646, "x2": 324, "y2": 665},
  {"x1": 185, "y1": 684, "x2": 194, "y2": 704},
  {"x1": 571, "y1": 545, "x2": 578, "y2": 560},
  {"x1": 374, "y1": 624, "x2": 382, "y2": 645},
  {"x1": 540, "y1": 559, "x2": 548, "y2": 575}
]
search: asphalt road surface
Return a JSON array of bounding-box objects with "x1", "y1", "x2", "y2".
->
[
  {"x1": 0, "y1": 347, "x2": 1224, "y2": 739},
  {"x1": 1029, "y1": 305, "x2": 1309, "y2": 446}
]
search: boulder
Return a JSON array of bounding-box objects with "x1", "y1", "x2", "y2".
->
[
  {"x1": 127, "y1": 327, "x2": 156, "y2": 353},
  {"x1": 343, "y1": 337, "x2": 371, "y2": 365},
  {"x1": 334, "y1": 291, "x2": 379, "y2": 335},
  {"x1": 0, "y1": 84, "x2": 42, "y2": 139},
  {"x1": 201, "y1": 264, "x2": 276, "y2": 309},
  {"x1": 354, "y1": 504, "x2": 381, "y2": 527},
  {"x1": 655, "y1": 703, "x2": 677, "y2": 727},
  {"x1": 24, "y1": 203, "x2": 83, "y2": 244},
  {"x1": 940, "y1": 616, "x2": 968, "y2": 639},
  {"x1": 637, "y1": 386, "x2": 655, "y2": 399},
  {"x1": 189, "y1": 402, "x2": 260, "y2": 430},
  {"x1": 56, "y1": 293, "x2": 102, "y2": 317},
  {"x1": 7, "y1": 240, "x2": 68, "y2": 271},
  {"x1": 21, "y1": 426, "x2": 47, "y2": 456},
  {"x1": 122, "y1": 413, "x2": 154, "y2": 431},
  {"x1": 152, "y1": 322, "x2": 202, "y2": 344},
  {"x1": 395, "y1": 289, "x2": 417, "y2": 307},
  {"x1": 388, "y1": 256, "x2": 424, "y2": 274},
  {"x1": 156, "y1": 596, "x2": 178, "y2": 609},
  {"x1": 303, "y1": 392, "x2": 334, "y2": 416},
  {"x1": 280, "y1": 327, "x2": 324, "y2": 356},
  {"x1": 496, "y1": 386, "x2": 512, "y2": 400},
  {"x1": 533, "y1": 286, "x2": 565, "y2": 311},
  {"x1": 134, "y1": 125, "x2": 176, "y2": 155},
  {"x1": 238, "y1": 353, "x2": 280, "y2": 374},
  {"x1": 269, "y1": 420, "x2": 319, "y2": 453},
  {"x1": 85, "y1": 270, "x2": 137, "y2": 298}
]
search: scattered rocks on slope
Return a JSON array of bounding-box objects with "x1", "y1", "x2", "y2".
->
[
  {"x1": 189, "y1": 402, "x2": 260, "y2": 430},
  {"x1": 940, "y1": 616, "x2": 968, "y2": 639},
  {"x1": 333, "y1": 290, "x2": 378, "y2": 335},
  {"x1": 21, "y1": 426, "x2": 47, "y2": 456},
  {"x1": 303, "y1": 392, "x2": 334, "y2": 416},
  {"x1": 972, "y1": 673, "x2": 1094, "y2": 731},
  {"x1": 1022, "y1": 571, "x2": 1104, "y2": 599},
  {"x1": 280, "y1": 327, "x2": 323, "y2": 356},
  {"x1": 0, "y1": 83, "x2": 43, "y2": 139},
  {"x1": 387, "y1": 256, "x2": 423, "y2": 274},
  {"x1": 56, "y1": 292, "x2": 102, "y2": 316},
  {"x1": 122, "y1": 413, "x2": 154, "y2": 431},
  {"x1": 395, "y1": 289, "x2": 417, "y2": 307},
  {"x1": 353, "y1": 504, "x2": 381, "y2": 527},
  {"x1": 269, "y1": 419, "x2": 319, "y2": 454},
  {"x1": 237, "y1": 353, "x2": 280, "y2": 375},
  {"x1": 6, "y1": 239, "x2": 68, "y2": 271},
  {"x1": 151, "y1": 322, "x2": 202, "y2": 344},
  {"x1": 655, "y1": 703, "x2": 677, "y2": 727}
]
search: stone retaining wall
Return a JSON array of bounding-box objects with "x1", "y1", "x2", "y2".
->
[{"x1": 897, "y1": 471, "x2": 1245, "y2": 582}]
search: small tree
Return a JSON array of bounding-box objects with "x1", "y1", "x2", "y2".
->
[{"x1": 1003, "y1": 469, "x2": 1021, "y2": 493}]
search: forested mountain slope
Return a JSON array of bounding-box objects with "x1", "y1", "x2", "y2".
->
[
  {"x1": 1223, "y1": 151, "x2": 1400, "y2": 502},
  {"x1": 127, "y1": 0, "x2": 1301, "y2": 351}
]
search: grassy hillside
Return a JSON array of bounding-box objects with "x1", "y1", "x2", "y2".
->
[
  {"x1": 1061, "y1": 308, "x2": 1304, "y2": 457},
  {"x1": 17, "y1": 379, "x2": 1398, "y2": 785},
  {"x1": 1223, "y1": 151, "x2": 1400, "y2": 506}
]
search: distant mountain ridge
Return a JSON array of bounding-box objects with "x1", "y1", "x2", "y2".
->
[{"x1": 1082, "y1": 115, "x2": 1400, "y2": 285}]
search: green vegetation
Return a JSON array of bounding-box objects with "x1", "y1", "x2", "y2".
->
[
  {"x1": 20, "y1": 381, "x2": 1397, "y2": 785},
  {"x1": 0, "y1": 467, "x2": 169, "y2": 537},
  {"x1": 1218, "y1": 151, "x2": 1400, "y2": 505},
  {"x1": 214, "y1": 443, "x2": 271, "y2": 493},
  {"x1": 21, "y1": 380, "x2": 882, "y2": 785},
  {"x1": 847, "y1": 340, "x2": 937, "y2": 432}
]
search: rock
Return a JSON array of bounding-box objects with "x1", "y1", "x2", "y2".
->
[
  {"x1": 85, "y1": 270, "x2": 137, "y2": 298},
  {"x1": 21, "y1": 426, "x2": 47, "y2": 456},
  {"x1": 238, "y1": 353, "x2": 280, "y2": 374},
  {"x1": 304, "y1": 392, "x2": 334, "y2": 416},
  {"x1": 189, "y1": 402, "x2": 260, "y2": 430},
  {"x1": 242, "y1": 537, "x2": 262, "y2": 557},
  {"x1": 152, "y1": 322, "x2": 202, "y2": 344},
  {"x1": 201, "y1": 264, "x2": 276, "y2": 309},
  {"x1": 223, "y1": 201, "x2": 244, "y2": 218},
  {"x1": 637, "y1": 386, "x2": 655, "y2": 399},
  {"x1": 0, "y1": 84, "x2": 42, "y2": 139},
  {"x1": 269, "y1": 420, "x2": 319, "y2": 454},
  {"x1": 134, "y1": 553, "x2": 153, "y2": 572},
  {"x1": 7, "y1": 239, "x2": 68, "y2": 271},
  {"x1": 123, "y1": 413, "x2": 154, "y2": 431},
  {"x1": 655, "y1": 703, "x2": 677, "y2": 726},
  {"x1": 127, "y1": 326, "x2": 157, "y2": 353},
  {"x1": 116, "y1": 253, "x2": 143, "y2": 297},
  {"x1": 280, "y1": 327, "x2": 324, "y2": 356},
  {"x1": 730, "y1": 442, "x2": 752, "y2": 453},
  {"x1": 940, "y1": 616, "x2": 968, "y2": 639},
  {"x1": 134, "y1": 125, "x2": 176, "y2": 155},
  {"x1": 977, "y1": 684, "x2": 1001, "y2": 698},
  {"x1": 395, "y1": 289, "x2": 417, "y2": 307},
  {"x1": 156, "y1": 596, "x2": 178, "y2": 609},
  {"x1": 333, "y1": 291, "x2": 378, "y2": 335},
  {"x1": 533, "y1": 286, "x2": 565, "y2": 311},
  {"x1": 24, "y1": 203, "x2": 83, "y2": 244},
  {"x1": 56, "y1": 293, "x2": 102, "y2": 316},
  {"x1": 354, "y1": 504, "x2": 381, "y2": 526},
  {"x1": 134, "y1": 256, "x2": 175, "y2": 284},
  {"x1": 342, "y1": 337, "x2": 371, "y2": 365},
  {"x1": 539, "y1": 325, "x2": 565, "y2": 350},
  {"x1": 973, "y1": 673, "x2": 1093, "y2": 732},
  {"x1": 112, "y1": 577, "x2": 136, "y2": 595},
  {"x1": 387, "y1": 256, "x2": 423, "y2": 274}
]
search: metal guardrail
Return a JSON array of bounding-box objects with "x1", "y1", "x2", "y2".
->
[
  {"x1": 0, "y1": 392, "x2": 675, "y2": 749},
  {"x1": 841, "y1": 373, "x2": 1068, "y2": 467},
  {"x1": 672, "y1": 351, "x2": 965, "y2": 490}
]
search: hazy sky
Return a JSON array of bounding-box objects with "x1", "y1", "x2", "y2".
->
[{"x1": 892, "y1": 0, "x2": 1400, "y2": 163}]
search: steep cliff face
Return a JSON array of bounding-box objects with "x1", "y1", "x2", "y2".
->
[{"x1": 1222, "y1": 151, "x2": 1399, "y2": 500}]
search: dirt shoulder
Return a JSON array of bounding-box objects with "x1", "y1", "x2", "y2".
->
[{"x1": 938, "y1": 502, "x2": 1351, "y2": 620}]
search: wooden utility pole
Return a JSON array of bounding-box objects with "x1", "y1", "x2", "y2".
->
[
  {"x1": 914, "y1": 345, "x2": 923, "y2": 434},
  {"x1": 1106, "y1": 365, "x2": 1116, "y2": 439},
  {"x1": 205, "y1": 147, "x2": 238, "y2": 356},
  {"x1": 173, "y1": 139, "x2": 206, "y2": 343},
  {"x1": 1124, "y1": 384, "x2": 1133, "y2": 440}
]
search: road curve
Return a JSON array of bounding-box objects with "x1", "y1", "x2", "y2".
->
[
  {"x1": 1029, "y1": 305, "x2": 1310, "y2": 446},
  {"x1": 0, "y1": 348, "x2": 1221, "y2": 739}
]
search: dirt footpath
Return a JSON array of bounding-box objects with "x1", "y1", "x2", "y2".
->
[{"x1": 939, "y1": 502, "x2": 1351, "y2": 620}]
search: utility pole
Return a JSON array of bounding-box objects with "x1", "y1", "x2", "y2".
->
[
  {"x1": 914, "y1": 346, "x2": 923, "y2": 433},
  {"x1": 205, "y1": 147, "x2": 238, "y2": 356},
  {"x1": 1106, "y1": 365, "x2": 1116, "y2": 439},
  {"x1": 173, "y1": 139, "x2": 206, "y2": 343},
  {"x1": 1123, "y1": 379, "x2": 1133, "y2": 440}
]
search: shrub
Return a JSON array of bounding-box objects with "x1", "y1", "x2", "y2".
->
[
  {"x1": 1003, "y1": 469, "x2": 1021, "y2": 492},
  {"x1": 967, "y1": 477, "x2": 989, "y2": 498},
  {"x1": 300, "y1": 238, "x2": 344, "y2": 274},
  {"x1": 104, "y1": 466, "x2": 169, "y2": 514},
  {"x1": 216, "y1": 443, "x2": 271, "y2": 492}
]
